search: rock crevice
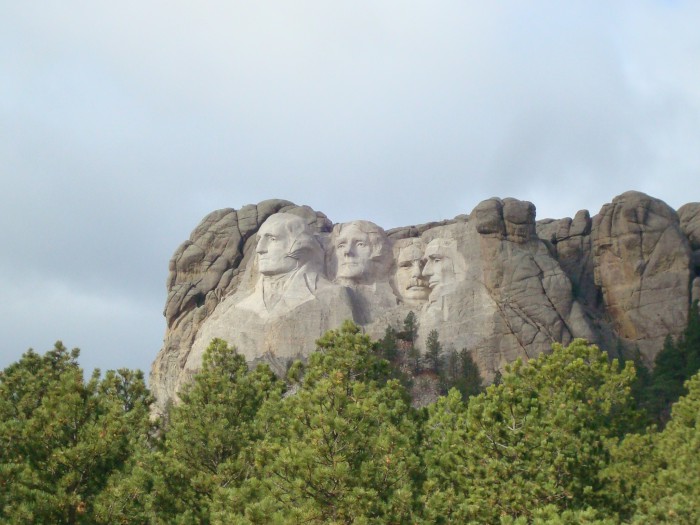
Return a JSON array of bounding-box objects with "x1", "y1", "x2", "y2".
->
[{"x1": 150, "y1": 192, "x2": 698, "y2": 414}]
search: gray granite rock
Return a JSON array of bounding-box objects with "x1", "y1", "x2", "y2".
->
[
  {"x1": 591, "y1": 191, "x2": 692, "y2": 364},
  {"x1": 150, "y1": 191, "x2": 698, "y2": 414}
]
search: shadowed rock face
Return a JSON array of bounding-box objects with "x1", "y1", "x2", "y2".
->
[
  {"x1": 150, "y1": 192, "x2": 698, "y2": 414},
  {"x1": 678, "y1": 202, "x2": 700, "y2": 304}
]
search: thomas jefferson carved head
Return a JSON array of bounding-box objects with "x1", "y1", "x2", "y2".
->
[
  {"x1": 394, "y1": 239, "x2": 430, "y2": 304},
  {"x1": 331, "y1": 220, "x2": 392, "y2": 285},
  {"x1": 256, "y1": 213, "x2": 323, "y2": 277}
]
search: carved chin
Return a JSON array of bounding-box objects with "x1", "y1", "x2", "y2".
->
[
  {"x1": 338, "y1": 263, "x2": 365, "y2": 278},
  {"x1": 259, "y1": 260, "x2": 295, "y2": 276}
]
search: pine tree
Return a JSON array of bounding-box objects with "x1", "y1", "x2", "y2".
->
[
  {"x1": 219, "y1": 322, "x2": 421, "y2": 524},
  {"x1": 422, "y1": 339, "x2": 640, "y2": 523},
  {"x1": 456, "y1": 348, "x2": 482, "y2": 400},
  {"x1": 425, "y1": 329, "x2": 442, "y2": 373},
  {"x1": 630, "y1": 371, "x2": 700, "y2": 522},
  {"x1": 94, "y1": 338, "x2": 281, "y2": 525},
  {"x1": 400, "y1": 311, "x2": 418, "y2": 344},
  {"x1": 407, "y1": 343, "x2": 423, "y2": 376},
  {"x1": 0, "y1": 343, "x2": 152, "y2": 524},
  {"x1": 376, "y1": 324, "x2": 413, "y2": 391},
  {"x1": 681, "y1": 300, "x2": 700, "y2": 379},
  {"x1": 397, "y1": 311, "x2": 422, "y2": 375},
  {"x1": 644, "y1": 300, "x2": 700, "y2": 425},
  {"x1": 440, "y1": 348, "x2": 482, "y2": 400},
  {"x1": 377, "y1": 324, "x2": 399, "y2": 363},
  {"x1": 492, "y1": 368, "x2": 503, "y2": 386},
  {"x1": 625, "y1": 346, "x2": 653, "y2": 428}
]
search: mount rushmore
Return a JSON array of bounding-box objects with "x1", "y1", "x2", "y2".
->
[{"x1": 150, "y1": 191, "x2": 700, "y2": 413}]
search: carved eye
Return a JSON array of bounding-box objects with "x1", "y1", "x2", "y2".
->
[
  {"x1": 399, "y1": 261, "x2": 411, "y2": 268},
  {"x1": 337, "y1": 242, "x2": 347, "y2": 249},
  {"x1": 357, "y1": 241, "x2": 366, "y2": 247}
]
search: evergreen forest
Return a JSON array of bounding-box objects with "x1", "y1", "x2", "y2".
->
[{"x1": 1, "y1": 302, "x2": 700, "y2": 524}]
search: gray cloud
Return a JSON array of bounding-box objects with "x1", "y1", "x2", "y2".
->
[{"x1": 1, "y1": 1, "x2": 699, "y2": 375}]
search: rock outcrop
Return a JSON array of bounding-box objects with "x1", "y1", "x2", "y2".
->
[
  {"x1": 591, "y1": 192, "x2": 692, "y2": 361},
  {"x1": 150, "y1": 200, "x2": 332, "y2": 412},
  {"x1": 678, "y1": 202, "x2": 700, "y2": 304},
  {"x1": 150, "y1": 192, "x2": 699, "y2": 414}
]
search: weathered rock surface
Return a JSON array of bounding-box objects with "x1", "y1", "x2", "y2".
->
[
  {"x1": 678, "y1": 202, "x2": 700, "y2": 304},
  {"x1": 150, "y1": 192, "x2": 698, "y2": 414},
  {"x1": 591, "y1": 192, "x2": 692, "y2": 363},
  {"x1": 536, "y1": 209, "x2": 595, "y2": 308},
  {"x1": 183, "y1": 212, "x2": 354, "y2": 385},
  {"x1": 150, "y1": 200, "x2": 333, "y2": 412}
]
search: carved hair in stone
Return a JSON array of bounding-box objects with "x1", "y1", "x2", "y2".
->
[
  {"x1": 256, "y1": 213, "x2": 324, "y2": 275},
  {"x1": 237, "y1": 213, "x2": 328, "y2": 316},
  {"x1": 422, "y1": 238, "x2": 468, "y2": 302},
  {"x1": 330, "y1": 220, "x2": 393, "y2": 285},
  {"x1": 394, "y1": 238, "x2": 430, "y2": 305},
  {"x1": 183, "y1": 212, "x2": 355, "y2": 382}
]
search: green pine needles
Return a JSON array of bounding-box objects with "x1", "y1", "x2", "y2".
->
[{"x1": 2, "y1": 308, "x2": 700, "y2": 523}]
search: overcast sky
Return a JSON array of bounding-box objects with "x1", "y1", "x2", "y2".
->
[{"x1": 1, "y1": 1, "x2": 699, "y2": 379}]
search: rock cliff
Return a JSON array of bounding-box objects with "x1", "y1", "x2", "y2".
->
[{"x1": 150, "y1": 192, "x2": 700, "y2": 414}]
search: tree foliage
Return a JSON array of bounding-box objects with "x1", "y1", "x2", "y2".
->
[
  {"x1": 94, "y1": 338, "x2": 281, "y2": 525},
  {"x1": 399, "y1": 311, "x2": 418, "y2": 344},
  {"x1": 422, "y1": 339, "x2": 639, "y2": 523},
  {"x1": 4, "y1": 310, "x2": 700, "y2": 524},
  {"x1": 0, "y1": 343, "x2": 152, "y2": 524},
  {"x1": 639, "y1": 300, "x2": 700, "y2": 425},
  {"x1": 217, "y1": 321, "x2": 421, "y2": 524},
  {"x1": 628, "y1": 372, "x2": 700, "y2": 523},
  {"x1": 425, "y1": 329, "x2": 442, "y2": 373},
  {"x1": 441, "y1": 348, "x2": 482, "y2": 400}
]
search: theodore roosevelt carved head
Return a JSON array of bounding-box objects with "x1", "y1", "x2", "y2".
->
[{"x1": 394, "y1": 238, "x2": 430, "y2": 304}]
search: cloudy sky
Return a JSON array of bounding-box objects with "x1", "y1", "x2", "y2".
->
[{"x1": 2, "y1": 1, "x2": 699, "y2": 378}]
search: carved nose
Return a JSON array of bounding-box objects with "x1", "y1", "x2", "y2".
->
[{"x1": 411, "y1": 263, "x2": 421, "y2": 277}]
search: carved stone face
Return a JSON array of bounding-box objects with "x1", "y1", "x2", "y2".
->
[
  {"x1": 335, "y1": 224, "x2": 374, "y2": 280},
  {"x1": 396, "y1": 242, "x2": 430, "y2": 302},
  {"x1": 422, "y1": 239, "x2": 465, "y2": 297},
  {"x1": 256, "y1": 217, "x2": 299, "y2": 276}
]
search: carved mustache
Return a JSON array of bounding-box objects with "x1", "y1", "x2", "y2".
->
[{"x1": 405, "y1": 278, "x2": 429, "y2": 289}]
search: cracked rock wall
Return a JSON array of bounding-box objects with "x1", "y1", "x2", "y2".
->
[{"x1": 150, "y1": 192, "x2": 698, "y2": 414}]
